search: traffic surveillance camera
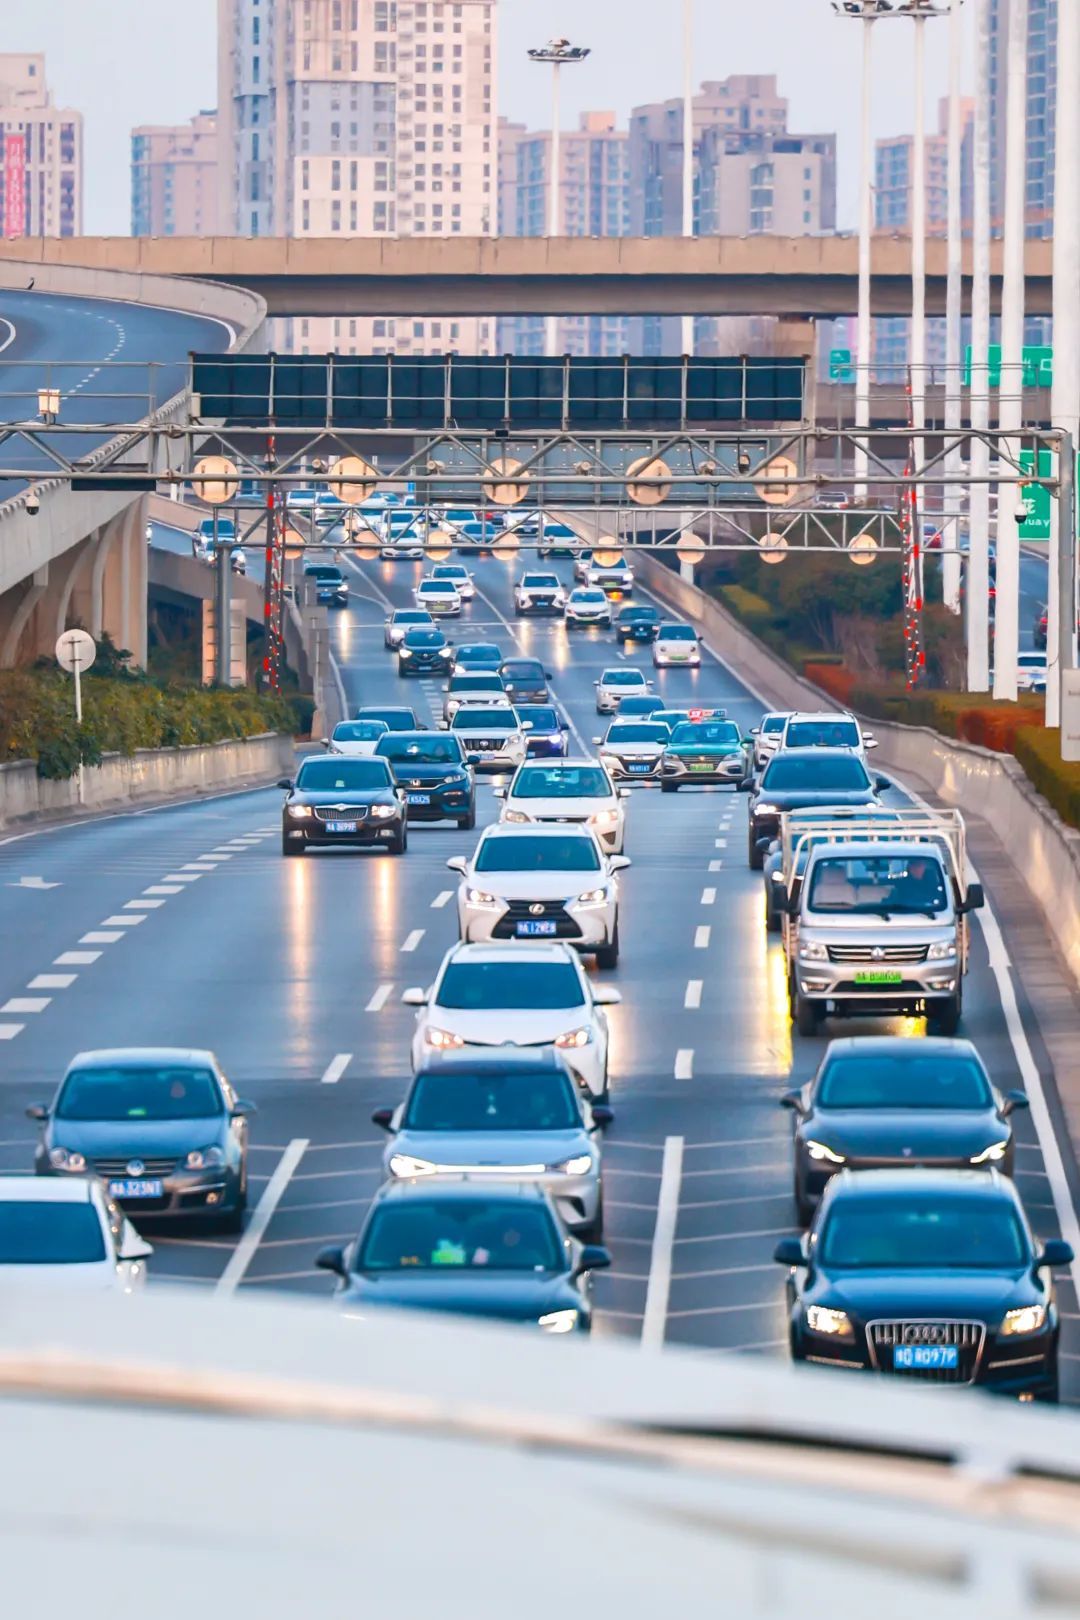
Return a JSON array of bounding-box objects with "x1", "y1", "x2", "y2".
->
[
  {"x1": 25, "y1": 491, "x2": 39, "y2": 517},
  {"x1": 1014, "y1": 500, "x2": 1030, "y2": 526},
  {"x1": 736, "y1": 449, "x2": 752, "y2": 474}
]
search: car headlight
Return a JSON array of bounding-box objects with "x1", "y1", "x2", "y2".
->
[
  {"x1": 1001, "y1": 1303, "x2": 1047, "y2": 1336},
  {"x1": 465, "y1": 887, "x2": 500, "y2": 906},
  {"x1": 438, "y1": 646, "x2": 453, "y2": 658},
  {"x1": 538, "y1": 1309, "x2": 579, "y2": 1333},
  {"x1": 806, "y1": 1305, "x2": 853, "y2": 1339},
  {"x1": 185, "y1": 1145, "x2": 225, "y2": 1170},
  {"x1": 805, "y1": 1140, "x2": 846, "y2": 1164},
  {"x1": 754, "y1": 803, "x2": 781, "y2": 817},
  {"x1": 770, "y1": 871, "x2": 785, "y2": 883},
  {"x1": 286, "y1": 804, "x2": 313, "y2": 819},
  {"x1": 555, "y1": 1027, "x2": 593, "y2": 1049},
  {"x1": 970, "y1": 1139, "x2": 1009, "y2": 1164},
  {"x1": 389, "y1": 1154, "x2": 437, "y2": 1178},
  {"x1": 424, "y1": 1027, "x2": 466, "y2": 1050},
  {"x1": 503, "y1": 809, "x2": 530, "y2": 823},
  {"x1": 799, "y1": 942, "x2": 828, "y2": 961},
  {"x1": 552, "y1": 1154, "x2": 593, "y2": 1176},
  {"x1": 443, "y1": 771, "x2": 469, "y2": 785},
  {"x1": 927, "y1": 942, "x2": 956, "y2": 960},
  {"x1": 399, "y1": 648, "x2": 413, "y2": 659},
  {"x1": 575, "y1": 887, "x2": 609, "y2": 906},
  {"x1": 48, "y1": 1147, "x2": 86, "y2": 1171},
  {"x1": 371, "y1": 803, "x2": 397, "y2": 820},
  {"x1": 599, "y1": 753, "x2": 618, "y2": 771},
  {"x1": 589, "y1": 809, "x2": 618, "y2": 827}
]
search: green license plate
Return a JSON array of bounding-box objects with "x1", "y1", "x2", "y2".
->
[{"x1": 853, "y1": 970, "x2": 903, "y2": 985}]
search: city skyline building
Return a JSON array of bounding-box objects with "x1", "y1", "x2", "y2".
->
[
  {"x1": 131, "y1": 111, "x2": 219, "y2": 237},
  {"x1": 0, "y1": 53, "x2": 82, "y2": 238}
]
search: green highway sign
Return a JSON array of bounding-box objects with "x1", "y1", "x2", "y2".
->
[
  {"x1": 963, "y1": 344, "x2": 1053, "y2": 389},
  {"x1": 828, "y1": 347, "x2": 854, "y2": 383},
  {"x1": 1018, "y1": 448, "x2": 1052, "y2": 540}
]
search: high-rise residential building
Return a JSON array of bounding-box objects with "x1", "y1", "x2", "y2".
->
[
  {"x1": 131, "y1": 112, "x2": 219, "y2": 237},
  {"x1": 216, "y1": 0, "x2": 497, "y2": 356},
  {"x1": 989, "y1": 0, "x2": 1056, "y2": 237},
  {"x1": 0, "y1": 54, "x2": 82, "y2": 238},
  {"x1": 498, "y1": 111, "x2": 630, "y2": 356},
  {"x1": 697, "y1": 128, "x2": 836, "y2": 236}
]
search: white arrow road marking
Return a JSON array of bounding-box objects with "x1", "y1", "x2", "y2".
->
[{"x1": 8, "y1": 876, "x2": 60, "y2": 890}]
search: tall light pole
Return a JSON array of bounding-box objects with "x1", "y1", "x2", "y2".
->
[
  {"x1": 967, "y1": 0, "x2": 992, "y2": 691},
  {"x1": 1049, "y1": 0, "x2": 1080, "y2": 729},
  {"x1": 942, "y1": 0, "x2": 964, "y2": 614},
  {"x1": 993, "y1": 0, "x2": 1028, "y2": 703},
  {"x1": 681, "y1": 0, "x2": 694, "y2": 358},
  {"x1": 527, "y1": 38, "x2": 590, "y2": 359}
]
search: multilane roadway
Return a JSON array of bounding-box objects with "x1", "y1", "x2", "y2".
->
[{"x1": 0, "y1": 549, "x2": 1078, "y2": 1395}]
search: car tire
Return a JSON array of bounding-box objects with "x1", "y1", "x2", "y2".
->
[
  {"x1": 389, "y1": 823, "x2": 408, "y2": 855},
  {"x1": 748, "y1": 826, "x2": 765, "y2": 870},
  {"x1": 397, "y1": 663, "x2": 407, "y2": 678},
  {"x1": 1034, "y1": 1370, "x2": 1060, "y2": 1403},
  {"x1": 458, "y1": 803, "x2": 477, "y2": 831},
  {"x1": 765, "y1": 894, "x2": 781, "y2": 933},
  {"x1": 794, "y1": 994, "x2": 821, "y2": 1037},
  {"x1": 282, "y1": 836, "x2": 303, "y2": 857},
  {"x1": 595, "y1": 922, "x2": 619, "y2": 970},
  {"x1": 579, "y1": 1195, "x2": 605, "y2": 1244},
  {"x1": 660, "y1": 780, "x2": 678, "y2": 794},
  {"x1": 932, "y1": 994, "x2": 962, "y2": 1036},
  {"x1": 219, "y1": 1194, "x2": 247, "y2": 1235}
]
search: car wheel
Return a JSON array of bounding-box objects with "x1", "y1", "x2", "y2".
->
[
  {"x1": 748, "y1": 826, "x2": 765, "y2": 870},
  {"x1": 794, "y1": 994, "x2": 821, "y2": 1037},
  {"x1": 218, "y1": 1193, "x2": 247, "y2": 1235},
  {"x1": 458, "y1": 803, "x2": 477, "y2": 831},
  {"x1": 389, "y1": 823, "x2": 408, "y2": 855},
  {"x1": 1034, "y1": 1370, "x2": 1060, "y2": 1403},
  {"x1": 765, "y1": 894, "x2": 781, "y2": 933},
  {"x1": 660, "y1": 780, "x2": 678, "y2": 794},
  {"x1": 282, "y1": 836, "x2": 303, "y2": 857},
  {"x1": 397, "y1": 663, "x2": 407, "y2": 678},
  {"x1": 931, "y1": 994, "x2": 962, "y2": 1036},
  {"x1": 595, "y1": 921, "x2": 619, "y2": 970},
  {"x1": 579, "y1": 1194, "x2": 605, "y2": 1244}
]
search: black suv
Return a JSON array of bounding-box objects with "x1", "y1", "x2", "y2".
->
[
  {"x1": 614, "y1": 605, "x2": 660, "y2": 643},
  {"x1": 499, "y1": 657, "x2": 551, "y2": 706},
  {"x1": 304, "y1": 564, "x2": 349, "y2": 608},
  {"x1": 280, "y1": 755, "x2": 407, "y2": 855},
  {"x1": 398, "y1": 627, "x2": 454, "y2": 677},
  {"x1": 376, "y1": 730, "x2": 476, "y2": 828}
]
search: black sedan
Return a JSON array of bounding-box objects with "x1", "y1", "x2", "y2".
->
[
  {"x1": 614, "y1": 605, "x2": 661, "y2": 643},
  {"x1": 316, "y1": 1179, "x2": 610, "y2": 1332},
  {"x1": 280, "y1": 756, "x2": 408, "y2": 854},
  {"x1": 776, "y1": 1169, "x2": 1071, "y2": 1400},
  {"x1": 354, "y1": 705, "x2": 420, "y2": 732},
  {"x1": 741, "y1": 748, "x2": 887, "y2": 868},
  {"x1": 451, "y1": 642, "x2": 503, "y2": 674},
  {"x1": 397, "y1": 626, "x2": 455, "y2": 677},
  {"x1": 303, "y1": 563, "x2": 349, "y2": 608},
  {"x1": 515, "y1": 704, "x2": 569, "y2": 758},
  {"x1": 375, "y1": 730, "x2": 476, "y2": 828},
  {"x1": 30, "y1": 1047, "x2": 255, "y2": 1231},
  {"x1": 782, "y1": 1036, "x2": 1029, "y2": 1221},
  {"x1": 500, "y1": 657, "x2": 551, "y2": 706}
]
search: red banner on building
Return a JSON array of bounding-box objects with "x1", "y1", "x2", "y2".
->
[{"x1": 4, "y1": 132, "x2": 26, "y2": 239}]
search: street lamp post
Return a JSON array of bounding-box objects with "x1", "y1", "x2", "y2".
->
[
  {"x1": 1049, "y1": 0, "x2": 1080, "y2": 729},
  {"x1": 681, "y1": 0, "x2": 694, "y2": 359},
  {"x1": 527, "y1": 38, "x2": 590, "y2": 359},
  {"x1": 941, "y1": 0, "x2": 964, "y2": 614},
  {"x1": 968, "y1": 0, "x2": 992, "y2": 691}
]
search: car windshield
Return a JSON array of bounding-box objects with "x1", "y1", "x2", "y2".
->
[
  {"x1": 296, "y1": 759, "x2": 392, "y2": 791},
  {"x1": 377, "y1": 734, "x2": 464, "y2": 765},
  {"x1": 574, "y1": 592, "x2": 605, "y2": 604},
  {"x1": 807, "y1": 854, "x2": 949, "y2": 915},
  {"x1": 819, "y1": 1196, "x2": 1028, "y2": 1271},
  {"x1": 331, "y1": 722, "x2": 387, "y2": 742},
  {"x1": 451, "y1": 709, "x2": 515, "y2": 731},
  {"x1": 607, "y1": 724, "x2": 668, "y2": 744},
  {"x1": 659, "y1": 625, "x2": 696, "y2": 641},
  {"x1": 404, "y1": 1068, "x2": 580, "y2": 1131},
  {"x1": 403, "y1": 630, "x2": 446, "y2": 648},
  {"x1": 601, "y1": 671, "x2": 644, "y2": 687},
  {"x1": 513, "y1": 766, "x2": 610, "y2": 799},
  {"x1": 418, "y1": 583, "x2": 454, "y2": 595},
  {"x1": 358, "y1": 1199, "x2": 561, "y2": 1272},
  {"x1": 761, "y1": 757, "x2": 872, "y2": 791},
  {"x1": 456, "y1": 646, "x2": 501, "y2": 662},
  {"x1": 305, "y1": 567, "x2": 341, "y2": 582},
  {"x1": 669, "y1": 722, "x2": 742, "y2": 747},
  {"x1": 474, "y1": 835, "x2": 601, "y2": 873},
  {"x1": 517, "y1": 707, "x2": 559, "y2": 731},
  {"x1": 502, "y1": 661, "x2": 544, "y2": 680},
  {"x1": 393, "y1": 612, "x2": 431, "y2": 625},
  {"x1": 816, "y1": 1053, "x2": 993, "y2": 1110},
  {"x1": 433, "y1": 567, "x2": 468, "y2": 579},
  {"x1": 450, "y1": 675, "x2": 504, "y2": 691},
  {"x1": 618, "y1": 609, "x2": 657, "y2": 622},
  {"x1": 523, "y1": 576, "x2": 559, "y2": 588},
  {"x1": 762, "y1": 715, "x2": 789, "y2": 734},
  {"x1": 786, "y1": 719, "x2": 862, "y2": 749},
  {"x1": 437, "y1": 960, "x2": 586, "y2": 1010},
  {"x1": 57, "y1": 1065, "x2": 223, "y2": 1121},
  {"x1": 544, "y1": 525, "x2": 575, "y2": 538},
  {"x1": 0, "y1": 1204, "x2": 106, "y2": 1265},
  {"x1": 356, "y1": 710, "x2": 417, "y2": 730}
]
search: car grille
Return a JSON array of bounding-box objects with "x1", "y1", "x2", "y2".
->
[
  {"x1": 615, "y1": 755, "x2": 660, "y2": 771},
  {"x1": 867, "y1": 1319, "x2": 984, "y2": 1383},
  {"x1": 92, "y1": 1155, "x2": 179, "y2": 1177},
  {"x1": 467, "y1": 739, "x2": 511, "y2": 752},
  {"x1": 492, "y1": 899, "x2": 580, "y2": 940},
  {"x1": 828, "y1": 944, "x2": 930, "y2": 964},
  {"x1": 537, "y1": 814, "x2": 590, "y2": 824},
  {"x1": 313, "y1": 805, "x2": 368, "y2": 822}
]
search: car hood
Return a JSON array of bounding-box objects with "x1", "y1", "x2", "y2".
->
[
  {"x1": 463, "y1": 872, "x2": 606, "y2": 901},
  {"x1": 821, "y1": 1269, "x2": 1031, "y2": 1321},
  {"x1": 341, "y1": 1271, "x2": 575, "y2": 1322},
  {"x1": 45, "y1": 1116, "x2": 224, "y2": 1155},
  {"x1": 387, "y1": 763, "x2": 466, "y2": 785},
  {"x1": 803, "y1": 1109, "x2": 1005, "y2": 1160},
  {"x1": 390, "y1": 1127, "x2": 592, "y2": 1169},
  {"x1": 604, "y1": 741, "x2": 663, "y2": 757},
  {"x1": 506, "y1": 796, "x2": 616, "y2": 820},
  {"x1": 755, "y1": 788, "x2": 878, "y2": 810},
  {"x1": 0, "y1": 1262, "x2": 122, "y2": 1291},
  {"x1": 453, "y1": 725, "x2": 520, "y2": 740},
  {"x1": 667, "y1": 743, "x2": 741, "y2": 758},
  {"x1": 329, "y1": 742, "x2": 379, "y2": 757},
  {"x1": 426, "y1": 1009, "x2": 592, "y2": 1046},
  {"x1": 291, "y1": 788, "x2": 397, "y2": 806}
]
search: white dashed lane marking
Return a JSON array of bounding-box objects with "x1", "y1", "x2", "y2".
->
[
  {"x1": 0, "y1": 1025, "x2": 23, "y2": 1040},
  {"x1": 431, "y1": 891, "x2": 453, "y2": 909},
  {"x1": 102, "y1": 915, "x2": 145, "y2": 927},
  {"x1": 701, "y1": 887, "x2": 716, "y2": 906},
  {"x1": 125, "y1": 899, "x2": 166, "y2": 910},
  {"x1": 684, "y1": 980, "x2": 703, "y2": 1009},
  {"x1": 56, "y1": 951, "x2": 100, "y2": 965},
  {"x1": 320, "y1": 1053, "x2": 352, "y2": 1086},
  {"x1": 0, "y1": 998, "x2": 49, "y2": 1014},
  {"x1": 144, "y1": 885, "x2": 183, "y2": 896},
  {"x1": 366, "y1": 983, "x2": 394, "y2": 1012},
  {"x1": 80, "y1": 931, "x2": 123, "y2": 944},
  {"x1": 708, "y1": 859, "x2": 723, "y2": 871},
  {"x1": 28, "y1": 975, "x2": 75, "y2": 990},
  {"x1": 674, "y1": 1049, "x2": 694, "y2": 1080},
  {"x1": 401, "y1": 930, "x2": 425, "y2": 952},
  {"x1": 694, "y1": 926, "x2": 711, "y2": 949}
]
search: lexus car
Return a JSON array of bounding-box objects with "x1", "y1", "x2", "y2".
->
[
  {"x1": 594, "y1": 720, "x2": 669, "y2": 783},
  {"x1": 384, "y1": 609, "x2": 435, "y2": 649},
  {"x1": 279, "y1": 755, "x2": 408, "y2": 854},
  {"x1": 659, "y1": 717, "x2": 750, "y2": 791},
  {"x1": 564, "y1": 588, "x2": 612, "y2": 629},
  {"x1": 594, "y1": 667, "x2": 652, "y2": 715},
  {"x1": 372, "y1": 1048, "x2": 610, "y2": 1240},
  {"x1": 652, "y1": 622, "x2": 701, "y2": 668},
  {"x1": 449, "y1": 823, "x2": 628, "y2": 966},
  {"x1": 515, "y1": 704, "x2": 569, "y2": 758},
  {"x1": 448, "y1": 705, "x2": 527, "y2": 773},
  {"x1": 323, "y1": 719, "x2": 389, "y2": 757},
  {"x1": 31, "y1": 1047, "x2": 255, "y2": 1230},
  {"x1": 441, "y1": 671, "x2": 510, "y2": 723},
  {"x1": 614, "y1": 604, "x2": 661, "y2": 643},
  {"x1": 397, "y1": 626, "x2": 455, "y2": 678},
  {"x1": 513, "y1": 572, "x2": 567, "y2": 615},
  {"x1": 782, "y1": 1037, "x2": 1029, "y2": 1221},
  {"x1": 315, "y1": 1178, "x2": 610, "y2": 1331},
  {"x1": 775, "y1": 1169, "x2": 1070, "y2": 1400},
  {"x1": 742, "y1": 748, "x2": 886, "y2": 868},
  {"x1": 0, "y1": 1177, "x2": 153, "y2": 1291},
  {"x1": 500, "y1": 657, "x2": 551, "y2": 707},
  {"x1": 496, "y1": 760, "x2": 628, "y2": 853},
  {"x1": 375, "y1": 730, "x2": 476, "y2": 828}
]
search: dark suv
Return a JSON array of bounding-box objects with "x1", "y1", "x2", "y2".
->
[
  {"x1": 304, "y1": 564, "x2": 349, "y2": 608},
  {"x1": 376, "y1": 730, "x2": 476, "y2": 828}
]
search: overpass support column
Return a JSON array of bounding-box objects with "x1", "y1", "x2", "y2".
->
[
  {"x1": 100, "y1": 497, "x2": 148, "y2": 665},
  {"x1": 0, "y1": 564, "x2": 50, "y2": 666}
]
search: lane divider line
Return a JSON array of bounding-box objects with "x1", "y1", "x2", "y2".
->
[
  {"x1": 320, "y1": 1053, "x2": 353, "y2": 1086},
  {"x1": 694, "y1": 925, "x2": 711, "y2": 949},
  {"x1": 366, "y1": 983, "x2": 394, "y2": 1012},
  {"x1": 0, "y1": 998, "x2": 49, "y2": 1014},
  {"x1": 102, "y1": 915, "x2": 145, "y2": 927},
  {"x1": 0, "y1": 1025, "x2": 24, "y2": 1041},
  {"x1": 714, "y1": 838, "x2": 727, "y2": 849},
  {"x1": 674, "y1": 1049, "x2": 694, "y2": 1080},
  {"x1": 55, "y1": 951, "x2": 100, "y2": 965},
  {"x1": 641, "y1": 1134, "x2": 684, "y2": 1350},
  {"x1": 28, "y1": 975, "x2": 75, "y2": 990},
  {"x1": 684, "y1": 979, "x2": 703, "y2": 1009},
  {"x1": 401, "y1": 929, "x2": 425, "y2": 952},
  {"x1": 163, "y1": 873, "x2": 202, "y2": 883},
  {"x1": 214, "y1": 1138, "x2": 309, "y2": 1297},
  {"x1": 144, "y1": 885, "x2": 183, "y2": 896},
  {"x1": 701, "y1": 887, "x2": 716, "y2": 906},
  {"x1": 708, "y1": 859, "x2": 723, "y2": 872},
  {"x1": 431, "y1": 890, "x2": 453, "y2": 909},
  {"x1": 125, "y1": 899, "x2": 166, "y2": 910},
  {"x1": 80, "y1": 931, "x2": 122, "y2": 944}
]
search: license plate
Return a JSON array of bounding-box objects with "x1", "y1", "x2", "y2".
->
[
  {"x1": 406, "y1": 793, "x2": 431, "y2": 806},
  {"x1": 108, "y1": 1178, "x2": 163, "y2": 1200},
  {"x1": 327, "y1": 820, "x2": 358, "y2": 833},
  {"x1": 854, "y1": 970, "x2": 903, "y2": 985},
  {"x1": 628, "y1": 762, "x2": 651, "y2": 774},
  {"x1": 516, "y1": 919, "x2": 557, "y2": 937},
  {"x1": 689, "y1": 763, "x2": 713, "y2": 773},
  {"x1": 893, "y1": 1344, "x2": 959, "y2": 1371}
]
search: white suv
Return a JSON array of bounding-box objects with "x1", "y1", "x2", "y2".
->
[{"x1": 779, "y1": 711, "x2": 877, "y2": 758}]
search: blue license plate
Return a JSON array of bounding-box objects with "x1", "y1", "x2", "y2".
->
[
  {"x1": 628, "y1": 762, "x2": 651, "y2": 774},
  {"x1": 327, "y1": 820, "x2": 357, "y2": 833},
  {"x1": 406, "y1": 793, "x2": 431, "y2": 805},
  {"x1": 108, "y1": 1178, "x2": 163, "y2": 1200},
  {"x1": 892, "y1": 1344, "x2": 959, "y2": 1371},
  {"x1": 516, "y1": 920, "x2": 557, "y2": 937}
]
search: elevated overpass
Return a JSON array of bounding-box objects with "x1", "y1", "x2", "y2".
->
[{"x1": 0, "y1": 234, "x2": 1056, "y2": 318}]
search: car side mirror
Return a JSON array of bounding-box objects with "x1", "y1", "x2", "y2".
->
[
  {"x1": 401, "y1": 987, "x2": 429, "y2": 1006},
  {"x1": 441, "y1": 683, "x2": 449, "y2": 691},
  {"x1": 755, "y1": 836, "x2": 773, "y2": 853},
  {"x1": 773, "y1": 1236, "x2": 806, "y2": 1266},
  {"x1": 592, "y1": 986, "x2": 622, "y2": 1006},
  {"x1": 736, "y1": 778, "x2": 752, "y2": 793},
  {"x1": 320, "y1": 737, "x2": 330, "y2": 749},
  {"x1": 577, "y1": 1243, "x2": 611, "y2": 1273},
  {"x1": 590, "y1": 1104, "x2": 614, "y2": 1129},
  {"x1": 961, "y1": 882, "x2": 985, "y2": 913},
  {"x1": 546, "y1": 670, "x2": 554, "y2": 679},
  {"x1": 119, "y1": 1227, "x2": 154, "y2": 1264},
  {"x1": 783, "y1": 891, "x2": 801, "y2": 916},
  {"x1": 1001, "y1": 1089, "x2": 1030, "y2": 1117},
  {"x1": 492, "y1": 786, "x2": 506, "y2": 799},
  {"x1": 371, "y1": 1107, "x2": 395, "y2": 1131},
  {"x1": 593, "y1": 679, "x2": 600, "y2": 686},
  {"x1": 446, "y1": 855, "x2": 467, "y2": 873},
  {"x1": 592, "y1": 736, "x2": 603, "y2": 746},
  {"x1": 618, "y1": 788, "x2": 631, "y2": 798},
  {"x1": 25, "y1": 1104, "x2": 48, "y2": 1122},
  {"x1": 560, "y1": 723, "x2": 569, "y2": 732},
  {"x1": 749, "y1": 726, "x2": 760, "y2": 736},
  {"x1": 521, "y1": 721, "x2": 533, "y2": 731},
  {"x1": 875, "y1": 775, "x2": 891, "y2": 793},
  {"x1": 1036, "y1": 1238, "x2": 1074, "y2": 1270},
  {"x1": 276, "y1": 778, "x2": 293, "y2": 790},
  {"x1": 779, "y1": 1091, "x2": 805, "y2": 1114},
  {"x1": 231, "y1": 1099, "x2": 257, "y2": 1118},
  {"x1": 315, "y1": 1244, "x2": 348, "y2": 1277},
  {"x1": 863, "y1": 737, "x2": 879, "y2": 749},
  {"x1": 608, "y1": 855, "x2": 631, "y2": 873}
]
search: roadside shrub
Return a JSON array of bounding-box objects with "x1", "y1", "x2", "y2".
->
[
  {"x1": 1014, "y1": 728, "x2": 1080, "y2": 828},
  {"x1": 803, "y1": 663, "x2": 856, "y2": 704}
]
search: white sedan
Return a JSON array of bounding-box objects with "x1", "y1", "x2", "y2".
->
[
  {"x1": 594, "y1": 720, "x2": 669, "y2": 783},
  {"x1": 404, "y1": 941, "x2": 620, "y2": 1098},
  {"x1": 652, "y1": 622, "x2": 701, "y2": 667},
  {"x1": 595, "y1": 667, "x2": 652, "y2": 714},
  {"x1": 0, "y1": 1177, "x2": 152, "y2": 1291},
  {"x1": 431, "y1": 563, "x2": 476, "y2": 601},
  {"x1": 564, "y1": 587, "x2": 611, "y2": 628},
  {"x1": 323, "y1": 719, "x2": 390, "y2": 757},
  {"x1": 449, "y1": 824, "x2": 629, "y2": 967},
  {"x1": 495, "y1": 759, "x2": 628, "y2": 854},
  {"x1": 384, "y1": 608, "x2": 435, "y2": 649},
  {"x1": 414, "y1": 578, "x2": 463, "y2": 616}
]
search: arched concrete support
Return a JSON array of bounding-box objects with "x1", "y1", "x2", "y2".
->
[
  {"x1": 56, "y1": 535, "x2": 97, "y2": 645},
  {"x1": 90, "y1": 513, "x2": 124, "y2": 639},
  {"x1": 0, "y1": 564, "x2": 50, "y2": 666},
  {"x1": 100, "y1": 497, "x2": 147, "y2": 662}
]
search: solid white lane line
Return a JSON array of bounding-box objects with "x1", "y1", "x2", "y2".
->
[
  {"x1": 431, "y1": 890, "x2": 453, "y2": 909},
  {"x1": 28, "y1": 975, "x2": 75, "y2": 990},
  {"x1": 684, "y1": 979, "x2": 703, "y2": 1009},
  {"x1": 1, "y1": 998, "x2": 49, "y2": 1014},
  {"x1": 674, "y1": 1049, "x2": 694, "y2": 1081},
  {"x1": 708, "y1": 859, "x2": 723, "y2": 872},
  {"x1": 215, "y1": 1138, "x2": 308, "y2": 1297},
  {"x1": 143, "y1": 885, "x2": 183, "y2": 895},
  {"x1": 401, "y1": 929, "x2": 425, "y2": 952},
  {"x1": 55, "y1": 951, "x2": 100, "y2": 965},
  {"x1": 641, "y1": 1134, "x2": 684, "y2": 1351},
  {"x1": 81, "y1": 931, "x2": 123, "y2": 944},
  {"x1": 320, "y1": 1053, "x2": 352, "y2": 1086},
  {"x1": 700, "y1": 887, "x2": 716, "y2": 906},
  {"x1": 366, "y1": 983, "x2": 394, "y2": 1012},
  {"x1": 102, "y1": 915, "x2": 145, "y2": 927},
  {"x1": 0, "y1": 1025, "x2": 23, "y2": 1040},
  {"x1": 694, "y1": 925, "x2": 711, "y2": 949},
  {"x1": 125, "y1": 899, "x2": 166, "y2": 910}
]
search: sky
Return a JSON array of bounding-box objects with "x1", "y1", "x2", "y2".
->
[{"x1": 4, "y1": 0, "x2": 957, "y2": 234}]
